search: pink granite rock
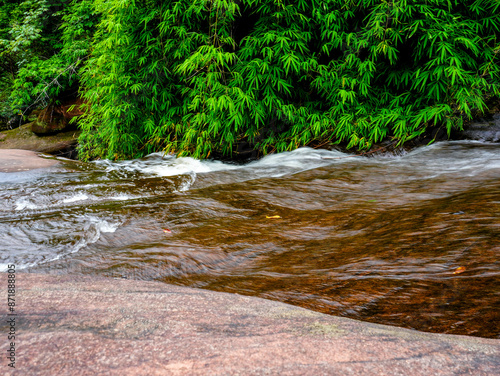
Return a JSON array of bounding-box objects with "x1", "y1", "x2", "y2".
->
[
  {"x1": 0, "y1": 149, "x2": 58, "y2": 172},
  {"x1": 1, "y1": 273, "x2": 498, "y2": 375}
]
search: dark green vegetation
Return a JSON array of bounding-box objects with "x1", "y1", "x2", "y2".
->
[{"x1": 1, "y1": 0, "x2": 499, "y2": 160}]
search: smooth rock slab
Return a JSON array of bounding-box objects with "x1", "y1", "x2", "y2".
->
[
  {"x1": 0, "y1": 149, "x2": 58, "y2": 172},
  {"x1": 1, "y1": 273, "x2": 498, "y2": 375}
]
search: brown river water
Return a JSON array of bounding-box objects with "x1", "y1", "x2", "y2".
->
[{"x1": 1, "y1": 141, "x2": 499, "y2": 338}]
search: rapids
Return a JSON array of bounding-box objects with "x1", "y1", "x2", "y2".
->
[{"x1": 1, "y1": 141, "x2": 499, "y2": 338}]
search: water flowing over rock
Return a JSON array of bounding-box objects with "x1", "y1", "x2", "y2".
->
[
  {"x1": 461, "y1": 113, "x2": 500, "y2": 142},
  {"x1": 1, "y1": 142, "x2": 498, "y2": 340}
]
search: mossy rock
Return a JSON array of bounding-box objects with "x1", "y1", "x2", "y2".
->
[
  {"x1": 0, "y1": 122, "x2": 80, "y2": 154},
  {"x1": 31, "y1": 99, "x2": 84, "y2": 135},
  {"x1": 31, "y1": 117, "x2": 69, "y2": 135}
]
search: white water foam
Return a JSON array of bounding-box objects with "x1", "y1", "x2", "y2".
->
[
  {"x1": 63, "y1": 216, "x2": 119, "y2": 258},
  {"x1": 110, "y1": 193, "x2": 136, "y2": 201},
  {"x1": 94, "y1": 218, "x2": 120, "y2": 233},
  {"x1": 176, "y1": 172, "x2": 196, "y2": 192},
  {"x1": 94, "y1": 153, "x2": 239, "y2": 176},
  {"x1": 392, "y1": 140, "x2": 500, "y2": 178},
  {"x1": 92, "y1": 148, "x2": 353, "y2": 185},
  {"x1": 11, "y1": 191, "x2": 140, "y2": 212},
  {"x1": 14, "y1": 198, "x2": 40, "y2": 211},
  {"x1": 62, "y1": 193, "x2": 89, "y2": 203},
  {"x1": 0, "y1": 263, "x2": 12, "y2": 272},
  {"x1": 0, "y1": 215, "x2": 120, "y2": 271}
]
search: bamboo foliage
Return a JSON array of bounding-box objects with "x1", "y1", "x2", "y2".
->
[{"x1": 74, "y1": 0, "x2": 500, "y2": 160}]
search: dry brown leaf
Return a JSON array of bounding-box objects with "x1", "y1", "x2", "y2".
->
[{"x1": 453, "y1": 266, "x2": 466, "y2": 274}]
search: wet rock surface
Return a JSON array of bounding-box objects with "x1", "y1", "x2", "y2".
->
[
  {"x1": 1, "y1": 273, "x2": 498, "y2": 375},
  {"x1": 460, "y1": 113, "x2": 500, "y2": 142}
]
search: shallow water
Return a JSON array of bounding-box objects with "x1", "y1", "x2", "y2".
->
[{"x1": 1, "y1": 141, "x2": 499, "y2": 338}]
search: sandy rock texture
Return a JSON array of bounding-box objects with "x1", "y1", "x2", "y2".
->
[{"x1": 0, "y1": 273, "x2": 498, "y2": 375}]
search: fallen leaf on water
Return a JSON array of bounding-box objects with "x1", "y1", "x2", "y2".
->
[
  {"x1": 163, "y1": 229, "x2": 171, "y2": 233},
  {"x1": 453, "y1": 266, "x2": 466, "y2": 274},
  {"x1": 266, "y1": 215, "x2": 281, "y2": 219}
]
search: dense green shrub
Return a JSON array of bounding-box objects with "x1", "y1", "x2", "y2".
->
[
  {"x1": 2, "y1": 1, "x2": 500, "y2": 160},
  {"x1": 77, "y1": 0, "x2": 500, "y2": 160},
  {"x1": 0, "y1": 0, "x2": 98, "y2": 119}
]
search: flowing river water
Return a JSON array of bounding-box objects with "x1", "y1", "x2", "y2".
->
[{"x1": 1, "y1": 141, "x2": 499, "y2": 338}]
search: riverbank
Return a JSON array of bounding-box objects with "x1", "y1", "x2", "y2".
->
[
  {"x1": 1, "y1": 273, "x2": 498, "y2": 375},
  {"x1": 0, "y1": 110, "x2": 499, "y2": 166}
]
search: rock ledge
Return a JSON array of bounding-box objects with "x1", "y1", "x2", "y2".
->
[{"x1": 1, "y1": 273, "x2": 498, "y2": 375}]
